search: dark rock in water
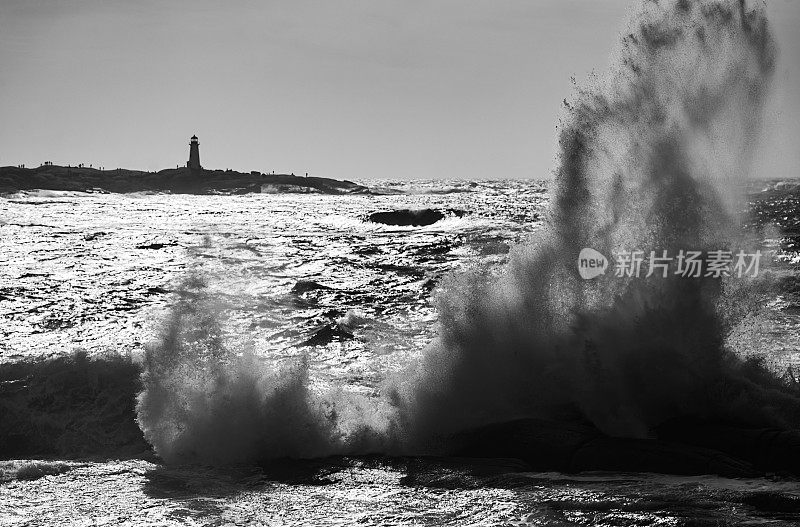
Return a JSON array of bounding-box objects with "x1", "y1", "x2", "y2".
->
[
  {"x1": 453, "y1": 419, "x2": 602, "y2": 472},
  {"x1": 136, "y1": 242, "x2": 175, "y2": 250},
  {"x1": 369, "y1": 209, "x2": 443, "y2": 226},
  {"x1": 657, "y1": 418, "x2": 800, "y2": 476},
  {"x1": 300, "y1": 323, "x2": 354, "y2": 346},
  {"x1": 83, "y1": 231, "x2": 106, "y2": 241},
  {"x1": 353, "y1": 245, "x2": 382, "y2": 256},
  {"x1": 18, "y1": 272, "x2": 49, "y2": 279},
  {"x1": 291, "y1": 280, "x2": 333, "y2": 294},
  {"x1": 570, "y1": 436, "x2": 757, "y2": 478},
  {"x1": 367, "y1": 209, "x2": 466, "y2": 227},
  {"x1": 453, "y1": 418, "x2": 762, "y2": 478}
]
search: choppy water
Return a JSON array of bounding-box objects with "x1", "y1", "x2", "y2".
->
[
  {"x1": 1, "y1": 180, "x2": 800, "y2": 526},
  {"x1": 0, "y1": 182, "x2": 542, "y2": 364},
  {"x1": 4, "y1": 458, "x2": 800, "y2": 526},
  {"x1": 5, "y1": 0, "x2": 800, "y2": 522}
]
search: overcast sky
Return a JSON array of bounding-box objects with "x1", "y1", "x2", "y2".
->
[{"x1": 1, "y1": 0, "x2": 798, "y2": 180}]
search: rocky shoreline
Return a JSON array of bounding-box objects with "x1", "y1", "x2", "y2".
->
[{"x1": 0, "y1": 165, "x2": 369, "y2": 195}]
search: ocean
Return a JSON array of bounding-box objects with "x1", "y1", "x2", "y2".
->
[
  {"x1": 1, "y1": 180, "x2": 799, "y2": 526},
  {"x1": 3, "y1": 1, "x2": 800, "y2": 524}
]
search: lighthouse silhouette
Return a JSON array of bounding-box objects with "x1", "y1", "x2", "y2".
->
[{"x1": 187, "y1": 135, "x2": 201, "y2": 170}]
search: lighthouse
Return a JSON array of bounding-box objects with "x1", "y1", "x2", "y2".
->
[{"x1": 187, "y1": 135, "x2": 201, "y2": 170}]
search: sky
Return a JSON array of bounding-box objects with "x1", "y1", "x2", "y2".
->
[{"x1": 0, "y1": 0, "x2": 798, "y2": 180}]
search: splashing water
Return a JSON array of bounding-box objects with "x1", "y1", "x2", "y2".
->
[
  {"x1": 136, "y1": 276, "x2": 398, "y2": 464},
  {"x1": 394, "y1": 0, "x2": 797, "y2": 446},
  {"x1": 136, "y1": 0, "x2": 800, "y2": 463}
]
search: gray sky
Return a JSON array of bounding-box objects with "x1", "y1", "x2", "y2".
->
[{"x1": 1, "y1": 0, "x2": 798, "y2": 180}]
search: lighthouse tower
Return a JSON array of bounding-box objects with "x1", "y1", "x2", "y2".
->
[{"x1": 187, "y1": 135, "x2": 201, "y2": 170}]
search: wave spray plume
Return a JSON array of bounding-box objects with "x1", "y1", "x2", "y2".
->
[
  {"x1": 392, "y1": 0, "x2": 800, "y2": 447},
  {"x1": 137, "y1": 0, "x2": 800, "y2": 465}
]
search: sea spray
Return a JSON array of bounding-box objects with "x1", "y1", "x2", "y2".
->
[
  {"x1": 135, "y1": 275, "x2": 395, "y2": 463},
  {"x1": 391, "y1": 0, "x2": 800, "y2": 448}
]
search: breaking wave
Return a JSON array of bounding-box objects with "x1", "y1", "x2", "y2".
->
[
  {"x1": 393, "y1": 0, "x2": 800, "y2": 446},
  {"x1": 135, "y1": 0, "x2": 800, "y2": 463},
  {"x1": 135, "y1": 276, "x2": 398, "y2": 464}
]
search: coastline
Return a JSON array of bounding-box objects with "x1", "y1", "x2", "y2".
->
[{"x1": 0, "y1": 165, "x2": 369, "y2": 195}]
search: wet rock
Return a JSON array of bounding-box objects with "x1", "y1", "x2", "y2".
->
[
  {"x1": 367, "y1": 209, "x2": 466, "y2": 227},
  {"x1": 145, "y1": 286, "x2": 171, "y2": 295},
  {"x1": 136, "y1": 242, "x2": 176, "y2": 250},
  {"x1": 353, "y1": 246, "x2": 382, "y2": 256},
  {"x1": 453, "y1": 418, "x2": 763, "y2": 478},
  {"x1": 83, "y1": 231, "x2": 106, "y2": 241},
  {"x1": 375, "y1": 263, "x2": 425, "y2": 277},
  {"x1": 18, "y1": 272, "x2": 49, "y2": 279},
  {"x1": 656, "y1": 418, "x2": 800, "y2": 476},
  {"x1": 299, "y1": 323, "x2": 354, "y2": 346},
  {"x1": 292, "y1": 280, "x2": 333, "y2": 294}
]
